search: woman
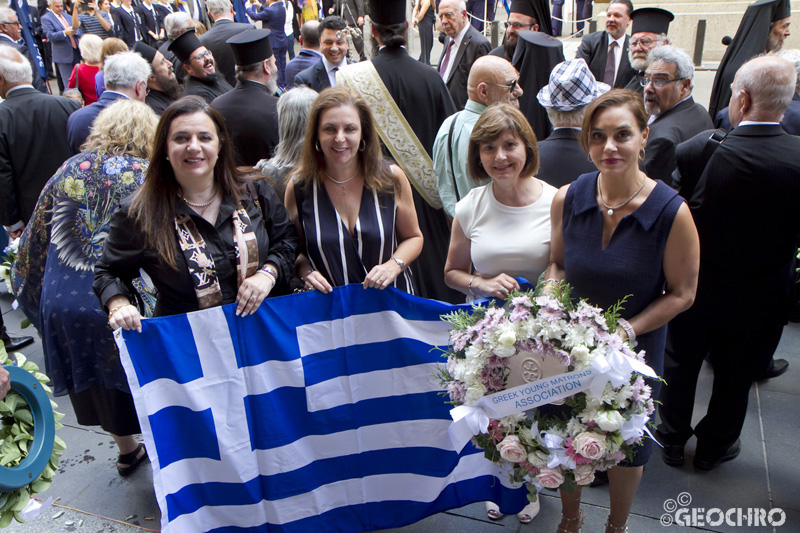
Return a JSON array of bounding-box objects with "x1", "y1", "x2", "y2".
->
[
  {"x1": 256, "y1": 86, "x2": 318, "y2": 201},
  {"x1": 94, "y1": 96, "x2": 298, "y2": 331},
  {"x1": 443, "y1": 102, "x2": 554, "y2": 524},
  {"x1": 285, "y1": 86, "x2": 423, "y2": 294},
  {"x1": 68, "y1": 33, "x2": 103, "y2": 104},
  {"x1": 71, "y1": 0, "x2": 115, "y2": 39},
  {"x1": 94, "y1": 37, "x2": 128, "y2": 99},
  {"x1": 546, "y1": 89, "x2": 699, "y2": 533},
  {"x1": 12, "y1": 100, "x2": 159, "y2": 476}
]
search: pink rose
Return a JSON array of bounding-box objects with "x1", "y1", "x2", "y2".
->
[
  {"x1": 536, "y1": 466, "x2": 565, "y2": 489},
  {"x1": 496, "y1": 435, "x2": 527, "y2": 463},
  {"x1": 572, "y1": 432, "x2": 607, "y2": 460},
  {"x1": 573, "y1": 464, "x2": 596, "y2": 486}
]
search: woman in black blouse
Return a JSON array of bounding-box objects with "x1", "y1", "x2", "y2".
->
[{"x1": 94, "y1": 96, "x2": 298, "y2": 330}]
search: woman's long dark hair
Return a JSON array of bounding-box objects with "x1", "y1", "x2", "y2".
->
[{"x1": 130, "y1": 95, "x2": 244, "y2": 268}]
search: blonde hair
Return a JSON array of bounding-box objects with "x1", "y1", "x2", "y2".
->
[
  {"x1": 81, "y1": 100, "x2": 158, "y2": 159},
  {"x1": 100, "y1": 37, "x2": 128, "y2": 69},
  {"x1": 79, "y1": 34, "x2": 103, "y2": 64}
]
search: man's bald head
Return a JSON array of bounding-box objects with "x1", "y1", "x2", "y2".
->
[
  {"x1": 730, "y1": 55, "x2": 796, "y2": 126},
  {"x1": 468, "y1": 55, "x2": 523, "y2": 107}
]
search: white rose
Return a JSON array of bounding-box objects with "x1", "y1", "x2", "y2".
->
[
  {"x1": 595, "y1": 410, "x2": 625, "y2": 432},
  {"x1": 465, "y1": 383, "x2": 487, "y2": 404},
  {"x1": 493, "y1": 343, "x2": 516, "y2": 358},
  {"x1": 526, "y1": 450, "x2": 548, "y2": 467}
]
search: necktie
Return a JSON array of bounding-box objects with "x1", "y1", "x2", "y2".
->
[
  {"x1": 440, "y1": 41, "x2": 455, "y2": 80},
  {"x1": 331, "y1": 66, "x2": 338, "y2": 87},
  {"x1": 604, "y1": 41, "x2": 617, "y2": 86}
]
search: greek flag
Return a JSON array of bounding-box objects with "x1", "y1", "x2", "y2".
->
[{"x1": 116, "y1": 284, "x2": 527, "y2": 532}]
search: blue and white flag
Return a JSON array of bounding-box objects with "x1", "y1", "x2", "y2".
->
[{"x1": 116, "y1": 284, "x2": 527, "y2": 533}]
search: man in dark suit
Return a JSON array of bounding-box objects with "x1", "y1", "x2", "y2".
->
[
  {"x1": 169, "y1": 28, "x2": 233, "y2": 102},
  {"x1": 111, "y1": 0, "x2": 144, "y2": 46},
  {"x1": 294, "y1": 16, "x2": 347, "y2": 91},
  {"x1": 246, "y1": 0, "x2": 288, "y2": 86},
  {"x1": 574, "y1": 0, "x2": 634, "y2": 89},
  {"x1": 41, "y1": 0, "x2": 82, "y2": 89},
  {"x1": 200, "y1": 0, "x2": 253, "y2": 86},
  {"x1": 657, "y1": 56, "x2": 800, "y2": 471},
  {"x1": 211, "y1": 29, "x2": 279, "y2": 166},
  {"x1": 437, "y1": 0, "x2": 491, "y2": 111},
  {"x1": 66, "y1": 50, "x2": 149, "y2": 153},
  {"x1": 536, "y1": 58, "x2": 605, "y2": 189},
  {"x1": 285, "y1": 20, "x2": 321, "y2": 88},
  {"x1": 0, "y1": 8, "x2": 48, "y2": 93},
  {"x1": 641, "y1": 45, "x2": 712, "y2": 186},
  {"x1": 0, "y1": 45, "x2": 79, "y2": 236}
]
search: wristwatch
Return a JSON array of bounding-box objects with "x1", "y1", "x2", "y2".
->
[{"x1": 391, "y1": 256, "x2": 405, "y2": 270}]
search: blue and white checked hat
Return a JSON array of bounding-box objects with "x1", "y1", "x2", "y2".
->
[{"x1": 536, "y1": 58, "x2": 610, "y2": 112}]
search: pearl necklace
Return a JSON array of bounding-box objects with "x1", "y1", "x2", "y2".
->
[
  {"x1": 178, "y1": 191, "x2": 217, "y2": 208},
  {"x1": 596, "y1": 175, "x2": 646, "y2": 216},
  {"x1": 326, "y1": 168, "x2": 359, "y2": 195}
]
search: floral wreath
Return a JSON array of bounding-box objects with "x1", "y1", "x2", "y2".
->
[
  {"x1": 439, "y1": 280, "x2": 657, "y2": 497},
  {"x1": 0, "y1": 347, "x2": 65, "y2": 527}
]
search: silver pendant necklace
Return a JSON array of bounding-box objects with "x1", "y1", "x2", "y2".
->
[
  {"x1": 326, "y1": 168, "x2": 359, "y2": 195},
  {"x1": 596, "y1": 175, "x2": 646, "y2": 216}
]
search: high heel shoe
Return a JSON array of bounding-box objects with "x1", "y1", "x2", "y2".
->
[
  {"x1": 517, "y1": 499, "x2": 540, "y2": 524},
  {"x1": 556, "y1": 509, "x2": 584, "y2": 533},
  {"x1": 605, "y1": 517, "x2": 629, "y2": 533},
  {"x1": 485, "y1": 501, "x2": 503, "y2": 520}
]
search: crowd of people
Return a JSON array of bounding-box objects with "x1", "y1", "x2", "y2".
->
[{"x1": 1, "y1": 0, "x2": 798, "y2": 531}]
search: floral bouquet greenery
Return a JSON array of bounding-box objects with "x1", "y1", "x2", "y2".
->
[{"x1": 439, "y1": 280, "x2": 657, "y2": 497}]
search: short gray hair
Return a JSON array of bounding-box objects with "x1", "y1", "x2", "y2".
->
[
  {"x1": 0, "y1": 44, "x2": 32, "y2": 85},
  {"x1": 0, "y1": 8, "x2": 17, "y2": 24},
  {"x1": 104, "y1": 51, "x2": 151, "y2": 89},
  {"x1": 734, "y1": 55, "x2": 795, "y2": 119},
  {"x1": 206, "y1": 0, "x2": 231, "y2": 18},
  {"x1": 165, "y1": 12, "x2": 192, "y2": 40},
  {"x1": 269, "y1": 86, "x2": 318, "y2": 169},
  {"x1": 546, "y1": 107, "x2": 585, "y2": 128},
  {"x1": 777, "y1": 49, "x2": 800, "y2": 92},
  {"x1": 648, "y1": 45, "x2": 695, "y2": 88}
]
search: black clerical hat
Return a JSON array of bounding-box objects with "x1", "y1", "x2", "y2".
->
[
  {"x1": 133, "y1": 41, "x2": 158, "y2": 64},
  {"x1": 772, "y1": 0, "x2": 791, "y2": 21},
  {"x1": 370, "y1": 0, "x2": 405, "y2": 25},
  {"x1": 227, "y1": 29, "x2": 273, "y2": 65},
  {"x1": 630, "y1": 7, "x2": 674, "y2": 35},
  {"x1": 510, "y1": 0, "x2": 552, "y2": 36},
  {"x1": 168, "y1": 29, "x2": 203, "y2": 63}
]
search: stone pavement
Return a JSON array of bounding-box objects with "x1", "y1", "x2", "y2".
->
[{"x1": 2, "y1": 21, "x2": 799, "y2": 533}]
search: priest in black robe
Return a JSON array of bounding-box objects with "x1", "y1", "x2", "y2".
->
[
  {"x1": 708, "y1": 0, "x2": 791, "y2": 118},
  {"x1": 489, "y1": 0, "x2": 551, "y2": 61},
  {"x1": 169, "y1": 29, "x2": 233, "y2": 104},
  {"x1": 513, "y1": 29, "x2": 564, "y2": 143},
  {"x1": 366, "y1": 0, "x2": 461, "y2": 303}
]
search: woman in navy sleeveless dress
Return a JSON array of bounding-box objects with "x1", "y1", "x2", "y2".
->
[
  {"x1": 285, "y1": 87, "x2": 423, "y2": 293},
  {"x1": 546, "y1": 90, "x2": 699, "y2": 533}
]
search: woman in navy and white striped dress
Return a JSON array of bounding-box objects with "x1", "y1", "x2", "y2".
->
[{"x1": 285, "y1": 87, "x2": 423, "y2": 294}]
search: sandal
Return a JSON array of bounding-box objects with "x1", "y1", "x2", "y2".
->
[
  {"x1": 605, "y1": 517, "x2": 628, "y2": 533},
  {"x1": 486, "y1": 501, "x2": 503, "y2": 520},
  {"x1": 557, "y1": 509, "x2": 584, "y2": 533},
  {"x1": 117, "y1": 443, "x2": 147, "y2": 477},
  {"x1": 517, "y1": 499, "x2": 540, "y2": 524}
]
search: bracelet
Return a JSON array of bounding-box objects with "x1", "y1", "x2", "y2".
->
[
  {"x1": 256, "y1": 269, "x2": 277, "y2": 284},
  {"x1": 467, "y1": 275, "x2": 476, "y2": 297},
  {"x1": 617, "y1": 318, "x2": 636, "y2": 343},
  {"x1": 108, "y1": 304, "x2": 132, "y2": 320},
  {"x1": 301, "y1": 268, "x2": 315, "y2": 282}
]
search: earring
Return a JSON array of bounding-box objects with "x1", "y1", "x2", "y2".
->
[
  {"x1": 315, "y1": 140, "x2": 321, "y2": 152},
  {"x1": 587, "y1": 155, "x2": 592, "y2": 162},
  {"x1": 639, "y1": 148, "x2": 646, "y2": 161},
  {"x1": 359, "y1": 139, "x2": 366, "y2": 151}
]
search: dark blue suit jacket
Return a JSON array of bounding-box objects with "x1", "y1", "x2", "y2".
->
[
  {"x1": 66, "y1": 91, "x2": 128, "y2": 154},
  {"x1": 293, "y1": 58, "x2": 330, "y2": 92},
  {"x1": 285, "y1": 49, "x2": 322, "y2": 88},
  {"x1": 246, "y1": 1, "x2": 288, "y2": 48},
  {"x1": 715, "y1": 93, "x2": 800, "y2": 135},
  {"x1": 41, "y1": 9, "x2": 82, "y2": 63}
]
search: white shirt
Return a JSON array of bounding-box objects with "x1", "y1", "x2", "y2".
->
[
  {"x1": 322, "y1": 56, "x2": 345, "y2": 87},
  {"x1": 283, "y1": 0, "x2": 293, "y2": 37},
  {"x1": 441, "y1": 22, "x2": 470, "y2": 83}
]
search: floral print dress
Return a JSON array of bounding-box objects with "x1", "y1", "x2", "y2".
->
[{"x1": 11, "y1": 151, "x2": 154, "y2": 397}]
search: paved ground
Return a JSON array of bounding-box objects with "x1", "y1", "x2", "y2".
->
[{"x1": 2, "y1": 20, "x2": 799, "y2": 533}]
